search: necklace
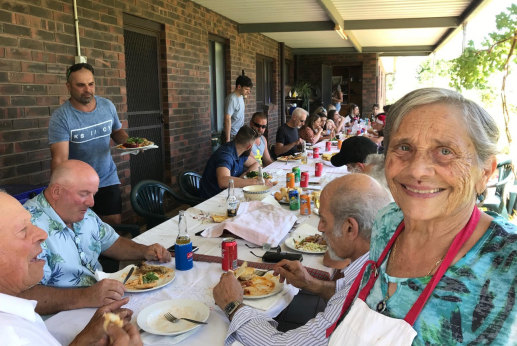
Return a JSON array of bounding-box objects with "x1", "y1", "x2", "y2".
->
[{"x1": 376, "y1": 238, "x2": 445, "y2": 313}]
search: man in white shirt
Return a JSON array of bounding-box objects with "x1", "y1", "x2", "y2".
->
[
  {"x1": 213, "y1": 174, "x2": 392, "y2": 345},
  {"x1": 0, "y1": 191, "x2": 141, "y2": 345}
]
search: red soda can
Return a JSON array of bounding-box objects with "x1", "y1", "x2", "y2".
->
[
  {"x1": 222, "y1": 238, "x2": 238, "y2": 271},
  {"x1": 315, "y1": 162, "x2": 323, "y2": 177},
  {"x1": 356, "y1": 130, "x2": 361, "y2": 136},
  {"x1": 300, "y1": 171, "x2": 309, "y2": 187},
  {"x1": 325, "y1": 141, "x2": 331, "y2": 152},
  {"x1": 313, "y1": 147, "x2": 320, "y2": 158}
]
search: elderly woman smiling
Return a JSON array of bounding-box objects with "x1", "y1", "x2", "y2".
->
[{"x1": 328, "y1": 88, "x2": 517, "y2": 345}]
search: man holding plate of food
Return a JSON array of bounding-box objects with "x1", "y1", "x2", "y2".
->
[{"x1": 48, "y1": 63, "x2": 132, "y2": 225}]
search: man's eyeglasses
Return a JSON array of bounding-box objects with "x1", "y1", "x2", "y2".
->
[
  {"x1": 252, "y1": 121, "x2": 267, "y2": 129},
  {"x1": 66, "y1": 63, "x2": 94, "y2": 80}
]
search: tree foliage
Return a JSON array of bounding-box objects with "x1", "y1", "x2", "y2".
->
[{"x1": 449, "y1": 4, "x2": 517, "y2": 144}]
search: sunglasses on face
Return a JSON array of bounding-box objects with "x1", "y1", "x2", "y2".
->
[{"x1": 252, "y1": 121, "x2": 267, "y2": 129}]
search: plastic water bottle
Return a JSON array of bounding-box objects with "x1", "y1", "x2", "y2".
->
[{"x1": 175, "y1": 210, "x2": 193, "y2": 271}]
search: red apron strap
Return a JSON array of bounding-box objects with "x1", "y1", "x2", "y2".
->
[
  {"x1": 325, "y1": 259, "x2": 375, "y2": 337},
  {"x1": 357, "y1": 221, "x2": 406, "y2": 301},
  {"x1": 325, "y1": 221, "x2": 406, "y2": 337},
  {"x1": 404, "y1": 207, "x2": 481, "y2": 325}
]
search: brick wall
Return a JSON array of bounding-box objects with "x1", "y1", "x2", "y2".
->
[
  {"x1": 296, "y1": 53, "x2": 381, "y2": 114},
  {"x1": 0, "y1": 0, "x2": 284, "y2": 221}
]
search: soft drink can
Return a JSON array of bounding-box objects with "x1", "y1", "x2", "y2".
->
[
  {"x1": 300, "y1": 171, "x2": 309, "y2": 187},
  {"x1": 286, "y1": 172, "x2": 295, "y2": 188},
  {"x1": 337, "y1": 139, "x2": 343, "y2": 150},
  {"x1": 313, "y1": 147, "x2": 320, "y2": 158},
  {"x1": 289, "y1": 189, "x2": 300, "y2": 210},
  {"x1": 315, "y1": 162, "x2": 323, "y2": 177},
  {"x1": 222, "y1": 238, "x2": 238, "y2": 271},
  {"x1": 300, "y1": 194, "x2": 311, "y2": 215},
  {"x1": 325, "y1": 141, "x2": 331, "y2": 152},
  {"x1": 356, "y1": 130, "x2": 361, "y2": 136},
  {"x1": 292, "y1": 166, "x2": 301, "y2": 183}
]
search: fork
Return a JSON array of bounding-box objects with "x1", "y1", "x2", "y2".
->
[{"x1": 164, "y1": 312, "x2": 207, "y2": 325}]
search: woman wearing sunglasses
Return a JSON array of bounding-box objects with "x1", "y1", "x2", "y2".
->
[{"x1": 249, "y1": 112, "x2": 274, "y2": 167}]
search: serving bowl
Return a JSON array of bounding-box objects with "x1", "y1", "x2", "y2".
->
[{"x1": 243, "y1": 185, "x2": 271, "y2": 201}]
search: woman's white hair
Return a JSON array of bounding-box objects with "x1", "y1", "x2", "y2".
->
[{"x1": 384, "y1": 88, "x2": 499, "y2": 165}]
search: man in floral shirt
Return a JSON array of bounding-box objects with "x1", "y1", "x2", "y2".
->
[{"x1": 21, "y1": 160, "x2": 170, "y2": 315}]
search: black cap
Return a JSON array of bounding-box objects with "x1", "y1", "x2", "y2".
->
[{"x1": 331, "y1": 136, "x2": 378, "y2": 167}]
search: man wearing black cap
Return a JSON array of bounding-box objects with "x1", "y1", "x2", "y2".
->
[{"x1": 330, "y1": 136, "x2": 378, "y2": 171}]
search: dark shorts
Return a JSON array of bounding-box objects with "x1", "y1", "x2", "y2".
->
[{"x1": 92, "y1": 184, "x2": 122, "y2": 216}]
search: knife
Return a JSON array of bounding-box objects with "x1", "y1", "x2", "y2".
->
[{"x1": 122, "y1": 267, "x2": 135, "y2": 284}]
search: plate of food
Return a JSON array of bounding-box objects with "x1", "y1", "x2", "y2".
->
[
  {"x1": 245, "y1": 171, "x2": 273, "y2": 180},
  {"x1": 115, "y1": 137, "x2": 155, "y2": 150},
  {"x1": 115, "y1": 263, "x2": 175, "y2": 292},
  {"x1": 137, "y1": 299, "x2": 209, "y2": 336},
  {"x1": 273, "y1": 187, "x2": 304, "y2": 204},
  {"x1": 277, "y1": 154, "x2": 303, "y2": 162},
  {"x1": 285, "y1": 233, "x2": 327, "y2": 254},
  {"x1": 234, "y1": 262, "x2": 284, "y2": 299}
]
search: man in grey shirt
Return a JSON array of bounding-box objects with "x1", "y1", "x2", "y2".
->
[
  {"x1": 48, "y1": 63, "x2": 129, "y2": 225},
  {"x1": 223, "y1": 74, "x2": 253, "y2": 142},
  {"x1": 213, "y1": 174, "x2": 392, "y2": 345}
]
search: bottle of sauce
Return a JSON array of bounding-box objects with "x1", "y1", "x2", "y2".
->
[
  {"x1": 227, "y1": 179, "x2": 239, "y2": 217},
  {"x1": 175, "y1": 210, "x2": 193, "y2": 270}
]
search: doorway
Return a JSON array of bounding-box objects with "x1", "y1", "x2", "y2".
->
[{"x1": 123, "y1": 15, "x2": 164, "y2": 186}]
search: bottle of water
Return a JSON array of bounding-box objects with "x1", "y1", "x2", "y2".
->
[
  {"x1": 175, "y1": 210, "x2": 193, "y2": 271},
  {"x1": 257, "y1": 166, "x2": 265, "y2": 185},
  {"x1": 226, "y1": 179, "x2": 238, "y2": 217}
]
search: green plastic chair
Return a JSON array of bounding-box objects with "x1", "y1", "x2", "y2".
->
[
  {"x1": 177, "y1": 171, "x2": 205, "y2": 206},
  {"x1": 130, "y1": 180, "x2": 190, "y2": 229}
]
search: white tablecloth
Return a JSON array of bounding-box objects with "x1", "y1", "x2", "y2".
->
[{"x1": 45, "y1": 260, "x2": 298, "y2": 346}]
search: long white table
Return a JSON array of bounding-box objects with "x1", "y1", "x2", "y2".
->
[{"x1": 45, "y1": 139, "x2": 348, "y2": 345}]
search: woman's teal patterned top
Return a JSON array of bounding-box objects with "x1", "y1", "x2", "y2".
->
[{"x1": 364, "y1": 203, "x2": 517, "y2": 345}]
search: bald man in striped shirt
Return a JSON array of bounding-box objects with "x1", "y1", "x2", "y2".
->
[{"x1": 213, "y1": 174, "x2": 392, "y2": 345}]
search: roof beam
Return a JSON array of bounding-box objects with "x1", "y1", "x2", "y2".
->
[
  {"x1": 317, "y1": 0, "x2": 362, "y2": 53},
  {"x1": 238, "y1": 21, "x2": 334, "y2": 33},
  {"x1": 434, "y1": 0, "x2": 491, "y2": 53},
  {"x1": 292, "y1": 45, "x2": 433, "y2": 56},
  {"x1": 343, "y1": 17, "x2": 459, "y2": 30}
]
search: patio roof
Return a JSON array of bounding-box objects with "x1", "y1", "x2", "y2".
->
[{"x1": 190, "y1": 0, "x2": 491, "y2": 56}]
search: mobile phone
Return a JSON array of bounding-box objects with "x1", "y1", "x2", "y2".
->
[{"x1": 167, "y1": 245, "x2": 199, "y2": 253}]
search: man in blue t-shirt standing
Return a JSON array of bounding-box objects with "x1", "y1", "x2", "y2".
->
[
  {"x1": 200, "y1": 125, "x2": 272, "y2": 199},
  {"x1": 222, "y1": 74, "x2": 253, "y2": 143},
  {"x1": 48, "y1": 63, "x2": 129, "y2": 225}
]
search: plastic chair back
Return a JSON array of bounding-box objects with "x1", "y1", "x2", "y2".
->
[
  {"x1": 178, "y1": 171, "x2": 205, "y2": 205},
  {"x1": 131, "y1": 180, "x2": 184, "y2": 229}
]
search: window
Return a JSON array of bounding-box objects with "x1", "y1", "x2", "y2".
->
[
  {"x1": 209, "y1": 36, "x2": 227, "y2": 134},
  {"x1": 256, "y1": 55, "x2": 274, "y2": 113}
]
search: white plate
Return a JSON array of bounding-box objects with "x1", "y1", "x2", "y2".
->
[
  {"x1": 243, "y1": 272, "x2": 284, "y2": 300},
  {"x1": 114, "y1": 143, "x2": 156, "y2": 151},
  {"x1": 112, "y1": 265, "x2": 176, "y2": 293},
  {"x1": 284, "y1": 235, "x2": 327, "y2": 254},
  {"x1": 137, "y1": 299, "x2": 209, "y2": 336},
  {"x1": 322, "y1": 160, "x2": 334, "y2": 167}
]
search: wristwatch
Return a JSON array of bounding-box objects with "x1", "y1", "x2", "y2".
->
[{"x1": 224, "y1": 300, "x2": 242, "y2": 318}]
